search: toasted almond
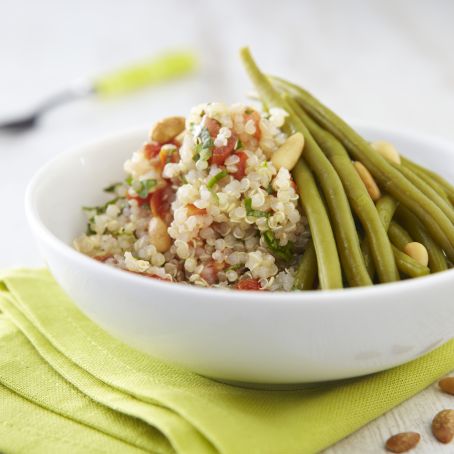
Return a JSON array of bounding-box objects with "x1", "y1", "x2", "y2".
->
[
  {"x1": 353, "y1": 161, "x2": 382, "y2": 201},
  {"x1": 385, "y1": 432, "x2": 420, "y2": 453},
  {"x1": 432, "y1": 409, "x2": 454, "y2": 443},
  {"x1": 404, "y1": 242, "x2": 429, "y2": 267},
  {"x1": 371, "y1": 140, "x2": 401, "y2": 164},
  {"x1": 271, "y1": 132, "x2": 305, "y2": 171},
  {"x1": 150, "y1": 116, "x2": 185, "y2": 143},
  {"x1": 440, "y1": 377, "x2": 454, "y2": 395},
  {"x1": 148, "y1": 217, "x2": 171, "y2": 253}
]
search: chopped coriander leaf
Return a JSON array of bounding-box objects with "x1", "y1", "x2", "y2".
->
[
  {"x1": 194, "y1": 126, "x2": 214, "y2": 162},
  {"x1": 263, "y1": 230, "x2": 294, "y2": 262},
  {"x1": 125, "y1": 175, "x2": 133, "y2": 186},
  {"x1": 265, "y1": 184, "x2": 274, "y2": 195},
  {"x1": 234, "y1": 139, "x2": 244, "y2": 151},
  {"x1": 137, "y1": 179, "x2": 157, "y2": 198},
  {"x1": 207, "y1": 170, "x2": 228, "y2": 189},
  {"x1": 244, "y1": 197, "x2": 269, "y2": 218},
  {"x1": 103, "y1": 182, "x2": 122, "y2": 193}
]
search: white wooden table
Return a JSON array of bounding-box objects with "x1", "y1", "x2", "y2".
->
[{"x1": 1, "y1": 0, "x2": 453, "y2": 451}]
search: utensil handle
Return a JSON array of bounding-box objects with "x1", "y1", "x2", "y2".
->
[{"x1": 94, "y1": 51, "x2": 197, "y2": 96}]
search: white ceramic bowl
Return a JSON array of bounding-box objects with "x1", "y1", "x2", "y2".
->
[{"x1": 26, "y1": 125, "x2": 454, "y2": 385}]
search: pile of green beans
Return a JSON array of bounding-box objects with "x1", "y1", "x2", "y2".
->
[{"x1": 240, "y1": 47, "x2": 454, "y2": 290}]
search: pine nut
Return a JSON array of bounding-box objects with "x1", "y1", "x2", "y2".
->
[
  {"x1": 150, "y1": 116, "x2": 185, "y2": 143},
  {"x1": 404, "y1": 242, "x2": 429, "y2": 266},
  {"x1": 371, "y1": 140, "x2": 401, "y2": 164},
  {"x1": 148, "y1": 217, "x2": 171, "y2": 252},
  {"x1": 271, "y1": 132, "x2": 305, "y2": 171},
  {"x1": 353, "y1": 161, "x2": 382, "y2": 201}
]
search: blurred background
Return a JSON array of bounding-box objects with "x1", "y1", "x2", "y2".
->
[{"x1": 1, "y1": 0, "x2": 453, "y2": 267}]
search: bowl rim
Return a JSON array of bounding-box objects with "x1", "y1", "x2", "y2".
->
[{"x1": 25, "y1": 123, "x2": 454, "y2": 304}]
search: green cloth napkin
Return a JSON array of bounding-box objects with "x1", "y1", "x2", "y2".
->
[{"x1": 1, "y1": 269, "x2": 453, "y2": 454}]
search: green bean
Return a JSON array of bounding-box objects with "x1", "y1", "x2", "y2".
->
[
  {"x1": 400, "y1": 161, "x2": 449, "y2": 200},
  {"x1": 293, "y1": 161, "x2": 343, "y2": 289},
  {"x1": 361, "y1": 195, "x2": 399, "y2": 277},
  {"x1": 394, "y1": 164, "x2": 454, "y2": 223},
  {"x1": 239, "y1": 48, "x2": 343, "y2": 289},
  {"x1": 376, "y1": 195, "x2": 399, "y2": 230},
  {"x1": 363, "y1": 197, "x2": 430, "y2": 278},
  {"x1": 396, "y1": 206, "x2": 448, "y2": 273},
  {"x1": 293, "y1": 240, "x2": 317, "y2": 290},
  {"x1": 285, "y1": 96, "x2": 371, "y2": 287},
  {"x1": 274, "y1": 77, "x2": 454, "y2": 261},
  {"x1": 388, "y1": 222, "x2": 413, "y2": 250},
  {"x1": 361, "y1": 238, "x2": 375, "y2": 278},
  {"x1": 241, "y1": 48, "x2": 369, "y2": 286},
  {"x1": 402, "y1": 156, "x2": 454, "y2": 205},
  {"x1": 284, "y1": 95, "x2": 398, "y2": 283},
  {"x1": 392, "y1": 246, "x2": 430, "y2": 278}
]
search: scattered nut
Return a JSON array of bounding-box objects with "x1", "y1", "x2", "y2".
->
[
  {"x1": 404, "y1": 242, "x2": 429, "y2": 267},
  {"x1": 439, "y1": 377, "x2": 454, "y2": 395},
  {"x1": 432, "y1": 409, "x2": 454, "y2": 443},
  {"x1": 150, "y1": 116, "x2": 185, "y2": 143},
  {"x1": 148, "y1": 217, "x2": 171, "y2": 253},
  {"x1": 271, "y1": 132, "x2": 305, "y2": 171},
  {"x1": 353, "y1": 161, "x2": 382, "y2": 201},
  {"x1": 385, "y1": 432, "x2": 420, "y2": 453},
  {"x1": 371, "y1": 140, "x2": 401, "y2": 164}
]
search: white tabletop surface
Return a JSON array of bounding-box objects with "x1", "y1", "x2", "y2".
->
[{"x1": 1, "y1": 0, "x2": 454, "y2": 452}]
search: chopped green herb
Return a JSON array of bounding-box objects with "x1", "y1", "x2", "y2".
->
[
  {"x1": 82, "y1": 197, "x2": 120, "y2": 215},
  {"x1": 207, "y1": 170, "x2": 228, "y2": 189},
  {"x1": 263, "y1": 230, "x2": 294, "y2": 262},
  {"x1": 244, "y1": 197, "x2": 269, "y2": 218},
  {"x1": 265, "y1": 184, "x2": 274, "y2": 194},
  {"x1": 103, "y1": 182, "x2": 122, "y2": 193},
  {"x1": 86, "y1": 222, "x2": 96, "y2": 235},
  {"x1": 234, "y1": 139, "x2": 244, "y2": 151},
  {"x1": 226, "y1": 263, "x2": 243, "y2": 272},
  {"x1": 137, "y1": 179, "x2": 157, "y2": 198},
  {"x1": 194, "y1": 126, "x2": 214, "y2": 162},
  {"x1": 125, "y1": 175, "x2": 133, "y2": 186},
  {"x1": 245, "y1": 108, "x2": 253, "y2": 114}
]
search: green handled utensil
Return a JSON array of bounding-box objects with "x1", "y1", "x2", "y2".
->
[{"x1": 0, "y1": 50, "x2": 197, "y2": 133}]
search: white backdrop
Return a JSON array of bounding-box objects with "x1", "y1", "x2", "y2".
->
[{"x1": 1, "y1": 1, "x2": 454, "y2": 451}]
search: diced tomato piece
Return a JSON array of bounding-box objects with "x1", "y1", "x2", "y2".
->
[
  {"x1": 186, "y1": 204, "x2": 207, "y2": 216},
  {"x1": 236, "y1": 278, "x2": 262, "y2": 291},
  {"x1": 200, "y1": 260, "x2": 225, "y2": 285},
  {"x1": 244, "y1": 110, "x2": 261, "y2": 140},
  {"x1": 159, "y1": 146, "x2": 180, "y2": 167},
  {"x1": 205, "y1": 117, "x2": 221, "y2": 137},
  {"x1": 93, "y1": 254, "x2": 112, "y2": 262},
  {"x1": 127, "y1": 193, "x2": 151, "y2": 207},
  {"x1": 150, "y1": 184, "x2": 173, "y2": 219},
  {"x1": 144, "y1": 142, "x2": 162, "y2": 159},
  {"x1": 232, "y1": 151, "x2": 248, "y2": 180},
  {"x1": 210, "y1": 135, "x2": 237, "y2": 166},
  {"x1": 144, "y1": 139, "x2": 180, "y2": 160}
]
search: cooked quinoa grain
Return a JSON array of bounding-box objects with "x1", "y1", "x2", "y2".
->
[{"x1": 74, "y1": 103, "x2": 309, "y2": 290}]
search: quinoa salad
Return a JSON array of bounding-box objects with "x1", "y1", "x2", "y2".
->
[{"x1": 74, "y1": 103, "x2": 310, "y2": 291}]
